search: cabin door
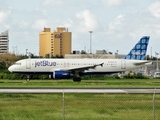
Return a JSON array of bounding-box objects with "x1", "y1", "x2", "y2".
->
[
  {"x1": 121, "y1": 60, "x2": 126, "y2": 69},
  {"x1": 26, "y1": 60, "x2": 31, "y2": 69}
]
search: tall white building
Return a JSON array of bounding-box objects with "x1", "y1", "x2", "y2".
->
[{"x1": 0, "y1": 30, "x2": 9, "y2": 54}]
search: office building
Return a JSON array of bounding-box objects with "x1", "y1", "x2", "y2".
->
[
  {"x1": 39, "y1": 27, "x2": 72, "y2": 57},
  {"x1": 0, "y1": 30, "x2": 9, "y2": 54}
]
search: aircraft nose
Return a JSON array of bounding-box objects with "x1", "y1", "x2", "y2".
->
[{"x1": 8, "y1": 66, "x2": 13, "y2": 72}]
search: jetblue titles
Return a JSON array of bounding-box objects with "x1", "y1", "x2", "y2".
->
[{"x1": 35, "y1": 60, "x2": 56, "y2": 67}]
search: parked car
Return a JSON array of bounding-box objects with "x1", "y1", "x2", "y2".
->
[
  {"x1": 152, "y1": 72, "x2": 160, "y2": 78},
  {"x1": 135, "y1": 71, "x2": 152, "y2": 77}
]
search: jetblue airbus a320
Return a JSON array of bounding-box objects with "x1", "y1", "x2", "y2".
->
[{"x1": 8, "y1": 36, "x2": 151, "y2": 82}]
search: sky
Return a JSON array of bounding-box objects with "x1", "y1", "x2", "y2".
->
[{"x1": 0, "y1": 0, "x2": 160, "y2": 56}]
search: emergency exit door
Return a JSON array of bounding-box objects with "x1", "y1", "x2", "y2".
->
[
  {"x1": 121, "y1": 60, "x2": 126, "y2": 69},
  {"x1": 26, "y1": 60, "x2": 31, "y2": 69}
]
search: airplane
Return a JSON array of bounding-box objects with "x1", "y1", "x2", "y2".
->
[{"x1": 8, "y1": 36, "x2": 151, "y2": 82}]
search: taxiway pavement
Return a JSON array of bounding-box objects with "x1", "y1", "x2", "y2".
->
[{"x1": 0, "y1": 88, "x2": 159, "y2": 94}]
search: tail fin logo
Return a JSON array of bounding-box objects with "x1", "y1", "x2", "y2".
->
[
  {"x1": 123, "y1": 36, "x2": 150, "y2": 60},
  {"x1": 132, "y1": 52, "x2": 145, "y2": 55}
]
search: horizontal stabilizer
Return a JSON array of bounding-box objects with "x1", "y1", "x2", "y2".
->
[{"x1": 133, "y1": 61, "x2": 152, "y2": 65}]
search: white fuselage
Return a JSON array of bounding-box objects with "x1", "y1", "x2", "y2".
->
[{"x1": 8, "y1": 58, "x2": 151, "y2": 75}]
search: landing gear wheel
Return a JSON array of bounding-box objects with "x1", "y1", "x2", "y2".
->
[
  {"x1": 26, "y1": 78, "x2": 30, "y2": 82},
  {"x1": 73, "y1": 77, "x2": 81, "y2": 82},
  {"x1": 73, "y1": 77, "x2": 76, "y2": 82},
  {"x1": 26, "y1": 75, "x2": 30, "y2": 82},
  {"x1": 77, "y1": 77, "x2": 81, "y2": 82}
]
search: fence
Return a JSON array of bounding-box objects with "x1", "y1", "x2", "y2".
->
[{"x1": 0, "y1": 93, "x2": 160, "y2": 120}]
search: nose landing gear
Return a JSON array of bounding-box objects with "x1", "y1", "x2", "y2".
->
[{"x1": 26, "y1": 75, "x2": 30, "y2": 82}]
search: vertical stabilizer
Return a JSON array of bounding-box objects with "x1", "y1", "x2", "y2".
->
[{"x1": 123, "y1": 36, "x2": 150, "y2": 60}]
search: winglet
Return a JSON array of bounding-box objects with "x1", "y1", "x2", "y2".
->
[{"x1": 123, "y1": 36, "x2": 150, "y2": 60}]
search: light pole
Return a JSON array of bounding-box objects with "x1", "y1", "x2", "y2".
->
[
  {"x1": 151, "y1": 47, "x2": 152, "y2": 59},
  {"x1": 155, "y1": 52, "x2": 159, "y2": 71},
  {"x1": 89, "y1": 31, "x2": 93, "y2": 54}
]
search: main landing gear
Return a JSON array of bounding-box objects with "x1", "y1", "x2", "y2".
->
[
  {"x1": 73, "y1": 76, "x2": 81, "y2": 82},
  {"x1": 72, "y1": 71, "x2": 81, "y2": 82}
]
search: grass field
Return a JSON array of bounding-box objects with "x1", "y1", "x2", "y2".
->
[
  {"x1": 0, "y1": 93, "x2": 160, "y2": 120},
  {"x1": 0, "y1": 79, "x2": 160, "y2": 119},
  {"x1": 0, "y1": 78, "x2": 160, "y2": 88}
]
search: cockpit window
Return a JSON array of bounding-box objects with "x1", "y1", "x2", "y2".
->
[{"x1": 14, "y1": 62, "x2": 21, "y2": 65}]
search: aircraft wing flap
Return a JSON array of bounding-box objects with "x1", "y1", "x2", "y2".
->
[{"x1": 66, "y1": 65, "x2": 97, "y2": 71}]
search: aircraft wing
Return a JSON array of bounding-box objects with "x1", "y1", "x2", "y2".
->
[{"x1": 58, "y1": 63, "x2": 104, "y2": 72}]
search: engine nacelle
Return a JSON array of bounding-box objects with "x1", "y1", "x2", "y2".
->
[{"x1": 53, "y1": 71, "x2": 71, "y2": 79}]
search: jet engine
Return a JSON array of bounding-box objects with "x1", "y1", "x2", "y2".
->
[{"x1": 53, "y1": 71, "x2": 71, "y2": 79}]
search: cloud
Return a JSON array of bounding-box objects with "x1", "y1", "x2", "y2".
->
[
  {"x1": 0, "y1": 10, "x2": 11, "y2": 23},
  {"x1": 76, "y1": 10, "x2": 99, "y2": 32},
  {"x1": 155, "y1": 25, "x2": 160, "y2": 35},
  {"x1": 105, "y1": 10, "x2": 158, "y2": 46},
  {"x1": 108, "y1": 14, "x2": 125, "y2": 30},
  {"x1": 0, "y1": 5, "x2": 12, "y2": 31},
  {"x1": 19, "y1": 21, "x2": 29, "y2": 29},
  {"x1": 0, "y1": 11, "x2": 7, "y2": 23},
  {"x1": 32, "y1": 19, "x2": 48, "y2": 31},
  {"x1": 102, "y1": 0, "x2": 123, "y2": 7},
  {"x1": 42, "y1": 0, "x2": 64, "y2": 7},
  {"x1": 63, "y1": 19, "x2": 72, "y2": 28},
  {"x1": 149, "y1": 1, "x2": 160, "y2": 18}
]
